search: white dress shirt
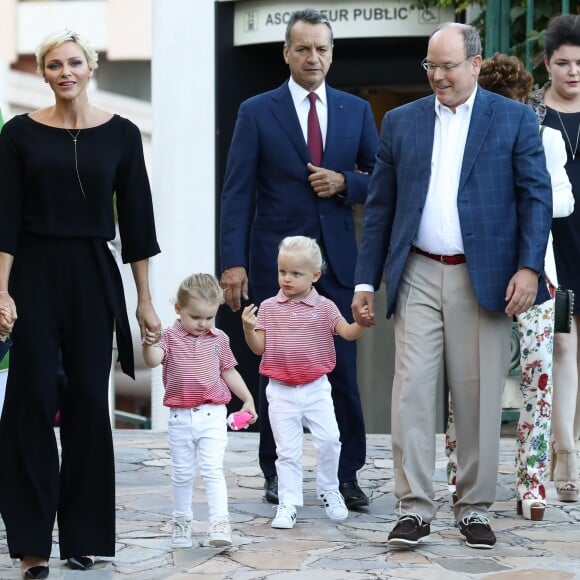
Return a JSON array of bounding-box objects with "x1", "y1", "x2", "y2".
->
[
  {"x1": 287, "y1": 77, "x2": 328, "y2": 149},
  {"x1": 355, "y1": 88, "x2": 477, "y2": 294},
  {"x1": 414, "y1": 88, "x2": 477, "y2": 255}
]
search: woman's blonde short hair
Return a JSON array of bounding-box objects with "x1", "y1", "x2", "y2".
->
[
  {"x1": 35, "y1": 29, "x2": 99, "y2": 73},
  {"x1": 176, "y1": 273, "x2": 224, "y2": 308},
  {"x1": 278, "y1": 236, "x2": 325, "y2": 272}
]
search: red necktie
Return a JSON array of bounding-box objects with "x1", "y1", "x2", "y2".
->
[{"x1": 307, "y1": 92, "x2": 323, "y2": 166}]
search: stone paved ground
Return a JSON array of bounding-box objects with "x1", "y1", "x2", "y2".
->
[{"x1": 0, "y1": 431, "x2": 579, "y2": 579}]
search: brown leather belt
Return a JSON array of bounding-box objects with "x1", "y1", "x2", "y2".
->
[{"x1": 411, "y1": 246, "x2": 466, "y2": 265}]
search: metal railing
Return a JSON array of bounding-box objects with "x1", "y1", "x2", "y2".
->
[
  {"x1": 114, "y1": 409, "x2": 151, "y2": 429},
  {"x1": 485, "y1": 0, "x2": 571, "y2": 68}
]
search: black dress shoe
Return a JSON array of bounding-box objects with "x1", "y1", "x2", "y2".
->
[
  {"x1": 388, "y1": 513, "x2": 430, "y2": 546},
  {"x1": 339, "y1": 481, "x2": 369, "y2": 509},
  {"x1": 23, "y1": 566, "x2": 49, "y2": 580},
  {"x1": 66, "y1": 556, "x2": 94, "y2": 571},
  {"x1": 264, "y1": 475, "x2": 279, "y2": 504}
]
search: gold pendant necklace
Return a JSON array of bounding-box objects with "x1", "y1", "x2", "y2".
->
[
  {"x1": 66, "y1": 128, "x2": 86, "y2": 198},
  {"x1": 555, "y1": 110, "x2": 580, "y2": 162}
]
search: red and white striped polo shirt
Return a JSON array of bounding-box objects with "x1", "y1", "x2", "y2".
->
[
  {"x1": 157, "y1": 319, "x2": 236, "y2": 408},
  {"x1": 255, "y1": 288, "x2": 344, "y2": 385}
]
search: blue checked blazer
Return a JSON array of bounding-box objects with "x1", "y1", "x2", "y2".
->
[{"x1": 355, "y1": 87, "x2": 553, "y2": 317}]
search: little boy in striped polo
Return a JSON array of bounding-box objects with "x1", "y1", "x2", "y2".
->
[{"x1": 242, "y1": 236, "x2": 369, "y2": 529}]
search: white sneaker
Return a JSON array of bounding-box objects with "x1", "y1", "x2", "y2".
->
[
  {"x1": 208, "y1": 518, "x2": 232, "y2": 547},
  {"x1": 171, "y1": 517, "x2": 193, "y2": 548},
  {"x1": 271, "y1": 504, "x2": 297, "y2": 528},
  {"x1": 449, "y1": 484, "x2": 458, "y2": 506},
  {"x1": 319, "y1": 489, "x2": 348, "y2": 521}
]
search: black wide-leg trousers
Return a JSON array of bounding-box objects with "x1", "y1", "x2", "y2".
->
[{"x1": 0, "y1": 236, "x2": 116, "y2": 560}]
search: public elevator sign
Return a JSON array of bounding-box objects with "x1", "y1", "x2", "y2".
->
[{"x1": 233, "y1": 0, "x2": 454, "y2": 45}]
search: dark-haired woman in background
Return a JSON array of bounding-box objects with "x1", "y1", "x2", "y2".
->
[{"x1": 530, "y1": 13, "x2": 580, "y2": 505}]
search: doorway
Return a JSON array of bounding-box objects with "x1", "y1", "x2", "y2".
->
[{"x1": 214, "y1": 2, "x2": 439, "y2": 432}]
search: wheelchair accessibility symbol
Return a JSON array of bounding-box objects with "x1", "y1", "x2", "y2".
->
[{"x1": 419, "y1": 8, "x2": 439, "y2": 23}]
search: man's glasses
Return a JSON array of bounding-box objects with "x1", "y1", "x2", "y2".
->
[{"x1": 421, "y1": 57, "x2": 471, "y2": 72}]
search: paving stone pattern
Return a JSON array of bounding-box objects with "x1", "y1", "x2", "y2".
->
[{"x1": 0, "y1": 432, "x2": 579, "y2": 579}]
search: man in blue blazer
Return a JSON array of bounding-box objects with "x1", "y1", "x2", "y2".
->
[
  {"x1": 352, "y1": 23, "x2": 552, "y2": 548},
  {"x1": 220, "y1": 8, "x2": 379, "y2": 509}
]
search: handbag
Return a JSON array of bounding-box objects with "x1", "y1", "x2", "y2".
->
[{"x1": 554, "y1": 288, "x2": 575, "y2": 333}]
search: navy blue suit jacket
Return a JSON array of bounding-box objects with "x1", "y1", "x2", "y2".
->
[
  {"x1": 355, "y1": 88, "x2": 553, "y2": 317},
  {"x1": 220, "y1": 81, "x2": 379, "y2": 291}
]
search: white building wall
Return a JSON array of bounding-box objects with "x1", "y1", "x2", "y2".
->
[
  {"x1": 0, "y1": 0, "x2": 151, "y2": 61},
  {"x1": 149, "y1": 0, "x2": 216, "y2": 430}
]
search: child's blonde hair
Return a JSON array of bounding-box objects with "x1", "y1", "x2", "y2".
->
[
  {"x1": 176, "y1": 273, "x2": 224, "y2": 307},
  {"x1": 278, "y1": 236, "x2": 325, "y2": 271}
]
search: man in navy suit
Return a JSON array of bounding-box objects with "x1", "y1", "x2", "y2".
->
[
  {"x1": 352, "y1": 23, "x2": 552, "y2": 548},
  {"x1": 220, "y1": 8, "x2": 379, "y2": 509}
]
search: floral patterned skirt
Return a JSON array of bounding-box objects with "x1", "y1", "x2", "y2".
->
[{"x1": 446, "y1": 296, "x2": 554, "y2": 501}]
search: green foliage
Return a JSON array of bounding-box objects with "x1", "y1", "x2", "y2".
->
[
  {"x1": 510, "y1": 0, "x2": 567, "y2": 83},
  {"x1": 409, "y1": 0, "x2": 484, "y2": 12}
]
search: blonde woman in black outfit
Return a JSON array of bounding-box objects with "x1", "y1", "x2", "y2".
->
[{"x1": 0, "y1": 30, "x2": 161, "y2": 579}]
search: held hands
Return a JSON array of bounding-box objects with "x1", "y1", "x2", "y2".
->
[
  {"x1": 0, "y1": 299, "x2": 17, "y2": 337},
  {"x1": 307, "y1": 163, "x2": 346, "y2": 198},
  {"x1": 142, "y1": 327, "x2": 163, "y2": 347},
  {"x1": 505, "y1": 268, "x2": 539, "y2": 316},
  {"x1": 136, "y1": 300, "x2": 162, "y2": 345},
  {"x1": 0, "y1": 307, "x2": 12, "y2": 340},
  {"x1": 352, "y1": 291, "x2": 376, "y2": 327},
  {"x1": 357, "y1": 304, "x2": 372, "y2": 323},
  {"x1": 220, "y1": 266, "x2": 248, "y2": 312}
]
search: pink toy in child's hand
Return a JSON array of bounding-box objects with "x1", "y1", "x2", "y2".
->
[{"x1": 227, "y1": 411, "x2": 253, "y2": 431}]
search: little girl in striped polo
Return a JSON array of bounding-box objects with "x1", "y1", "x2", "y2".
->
[{"x1": 142, "y1": 273, "x2": 257, "y2": 549}]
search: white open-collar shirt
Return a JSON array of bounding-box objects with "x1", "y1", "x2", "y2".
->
[
  {"x1": 414, "y1": 86, "x2": 477, "y2": 255},
  {"x1": 355, "y1": 87, "x2": 477, "y2": 294}
]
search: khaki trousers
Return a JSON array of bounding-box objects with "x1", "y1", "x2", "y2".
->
[{"x1": 391, "y1": 252, "x2": 512, "y2": 523}]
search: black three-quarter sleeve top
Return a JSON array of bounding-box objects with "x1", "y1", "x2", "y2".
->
[{"x1": 0, "y1": 114, "x2": 160, "y2": 263}]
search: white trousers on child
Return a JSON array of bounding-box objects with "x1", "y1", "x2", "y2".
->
[
  {"x1": 266, "y1": 375, "x2": 342, "y2": 506},
  {"x1": 168, "y1": 404, "x2": 229, "y2": 521}
]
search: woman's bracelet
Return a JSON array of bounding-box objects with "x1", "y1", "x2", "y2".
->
[{"x1": 0, "y1": 291, "x2": 8, "y2": 294}]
